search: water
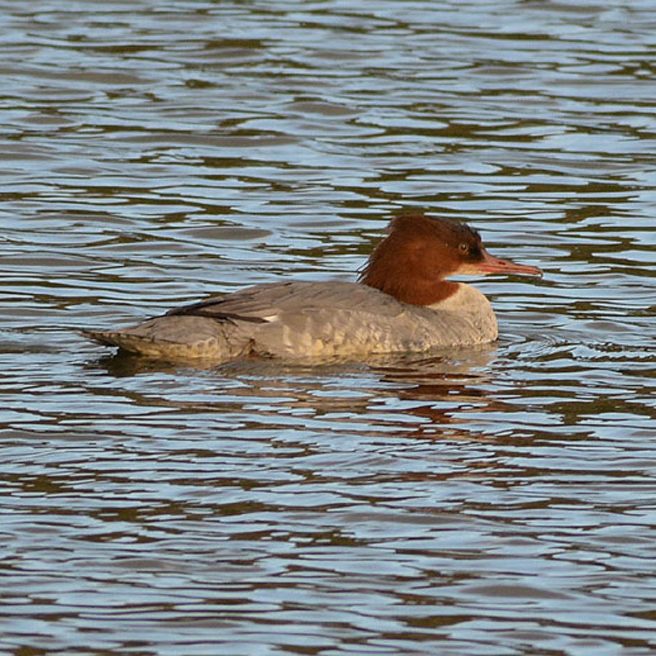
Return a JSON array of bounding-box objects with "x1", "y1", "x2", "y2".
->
[{"x1": 2, "y1": 1, "x2": 656, "y2": 654}]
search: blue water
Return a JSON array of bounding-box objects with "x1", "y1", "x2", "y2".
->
[{"x1": 2, "y1": 1, "x2": 656, "y2": 654}]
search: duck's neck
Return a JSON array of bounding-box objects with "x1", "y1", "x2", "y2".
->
[{"x1": 360, "y1": 273, "x2": 459, "y2": 306}]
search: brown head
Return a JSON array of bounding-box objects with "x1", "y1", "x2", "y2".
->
[{"x1": 358, "y1": 211, "x2": 542, "y2": 306}]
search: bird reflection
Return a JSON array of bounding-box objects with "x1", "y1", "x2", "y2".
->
[{"x1": 86, "y1": 343, "x2": 506, "y2": 443}]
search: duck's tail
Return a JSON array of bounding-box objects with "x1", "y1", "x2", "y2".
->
[{"x1": 81, "y1": 316, "x2": 247, "y2": 361}]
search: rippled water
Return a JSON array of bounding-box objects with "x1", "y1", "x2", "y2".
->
[{"x1": 2, "y1": 1, "x2": 656, "y2": 654}]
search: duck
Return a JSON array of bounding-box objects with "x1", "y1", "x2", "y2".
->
[{"x1": 82, "y1": 211, "x2": 542, "y2": 362}]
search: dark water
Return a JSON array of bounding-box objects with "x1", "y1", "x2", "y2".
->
[{"x1": 2, "y1": 1, "x2": 656, "y2": 654}]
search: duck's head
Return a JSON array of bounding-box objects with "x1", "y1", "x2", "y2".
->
[{"x1": 358, "y1": 211, "x2": 542, "y2": 305}]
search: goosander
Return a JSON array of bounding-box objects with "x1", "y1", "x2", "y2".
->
[{"x1": 83, "y1": 212, "x2": 541, "y2": 362}]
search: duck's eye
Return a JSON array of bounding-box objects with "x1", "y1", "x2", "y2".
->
[{"x1": 458, "y1": 242, "x2": 469, "y2": 254}]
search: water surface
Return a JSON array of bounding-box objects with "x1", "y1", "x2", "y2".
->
[{"x1": 2, "y1": 1, "x2": 656, "y2": 654}]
